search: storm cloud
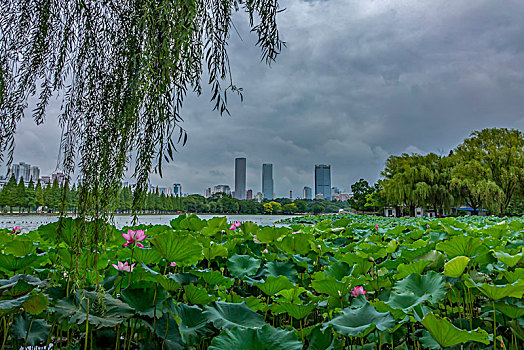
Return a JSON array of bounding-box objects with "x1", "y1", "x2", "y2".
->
[{"x1": 5, "y1": 0, "x2": 524, "y2": 197}]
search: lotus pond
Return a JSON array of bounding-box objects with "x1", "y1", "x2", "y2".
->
[{"x1": 0, "y1": 214, "x2": 522, "y2": 349}]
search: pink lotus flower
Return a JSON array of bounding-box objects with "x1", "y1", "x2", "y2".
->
[
  {"x1": 11, "y1": 226, "x2": 21, "y2": 234},
  {"x1": 427, "y1": 224, "x2": 430, "y2": 229},
  {"x1": 375, "y1": 224, "x2": 379, "y2": 229},
  {"x1": 122, "y1": 229, "x2": 147, "y2": 248},
  {"x1": 263, "y1": 249, "x2": 269, "y2": 254},
  {"x1": 229, "y1": 222, "x2": 242, "y2": 231},
  {"x1": 112, "y1": 261, "x2": 136, "y2": 272},
  {"x1": 292, "y1": 231, "x2": 298, "y2": 235},
  {"x1": 351, "y1": 286, "x2": 367, "y2": 298},
  {"x1": 170, "y1": 261, "x2": 177, "y2": 267},
  {"x1": 210, "y1": 241, "x2": 214, "y2": 246}
]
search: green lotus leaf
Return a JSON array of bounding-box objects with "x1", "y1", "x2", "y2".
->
[
  {"x1": 312, "y1": 275, "x2": 350, "y2": 297},
  {"x1": 494, "y1": 300, "x2": 524, "y2": 319},
  {"x1": 324, "y1": 262, "x2": 351, "y2": 281},
  {"x1": 0, "y1": 274, "x2": 46, "y2": 290},
  {"x1": 254, "y1": 275, "x2": 294, "y2": 296},
  {"x1": 322, "y1": 304, "x2": 394, "y2": 337},
  {"x1": 208, "y1": 324, "x2": 302, "y2": 350},
  {"x1": 278, "y1": 233, "x2": 312, "y2": 255},
  {"x1": 351, "y1": 259, "x2": 373, "y2": 276},
  {"x1": 190, "y1": 269, "x2": 234, "y2": 287},
  {"x1": 144, "y1": 313, "x2": 184, "y2": 350},
  {"x1": 414, "y1": 250, "x2": 445, "y2": 271},
  {"x1": 395, "y1": 260, "x2": 431, "y2": 280},
  {"x1": 491, "y1": 250, "x2": 523, "y2": 267},
  {"x1": 119, "y1": 248, "x2": 162, "y2": 264},
  {"x1": 271, "y1": 302, "x2": 316, "y2": 320},
  {"x1": 22, "y1": 293, "x2": 49, "y2": 315},
  {"x1": 203, "y1": 301, "x2": 265, "y2": 329},
  {"x1": 227, "y1": 255, "x2": 261, "y2": 279},
  {"x1": 11, "y1": 314, "x2": 51, "y2": 346},
  {"x1": 0, "y1": 294, "x2": 30, "y2": 315},
  {"x1": 228, "y1": 294, "x2": 265, "y2": 312},
  {"x1": 257, "y1": 227, "x2": 288, "y2": 243},
  {"x1": 421, "y1": 312, "x2": 490, "y2": 347},
  {"x1": 444, "y1": 256, "x2": 470, "y2": 278},
  {"x1": 0, "y1": 253, "x2": 37, "y2": 272},
  {"x1": 277, "y1": 287, "x2": 307, "y2": 303},
  {"x1": 386, "y1": 292, "x2": 430, "y2": 312},
  {"x1": 3, "y1": 239, "x2": 36, "y2": 256},
  {"x1": 264, "y1": 261, "x2": 298, "y2": 282},
  {"x1": 174, "y1": 304, "x2": 211, "y2": 346},
  {"x1": 203, "y1": 244, "x2": 228, "y2": 261},
  {"x1": 436, "y1": 235, "x2": 482, "y2": 258},
  {"x1": 392, "y1": 271, "x2": 446, "y2": 305},
  {"x1": 55, "y1": 290, "x2": 135, "y2": 328},
  {"x1": 151, "y1": 231, "x2": 203, "y2": 267},
  {"x1": 308, "y1": 325, "x2": 334, "y2": 350},
  {"x1": 120, "y1": 282, "x2": 170, "y2": 317},
  {"x1": 155, "y1": 275, "x2": 181, "y2": 292},
  {"x1": 418, "y1": 330, "x2": 443, "y2": 349},
  {"x1": 465, "y1": 278, "x2": 524, "y2": 300},
  {"x1": 183, "y1": 284, "x2": 215, "y2": 305},
  {"x1": 167, "y1": 273, "x2": 198, "y2": 285},
  {"x1": 501, "y1": 268, "x2": 524, "y2": 283}
]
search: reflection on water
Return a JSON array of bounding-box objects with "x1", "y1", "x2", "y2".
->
[{"x1": 0, "y1": 214, "x2": 298, "y2": 232}]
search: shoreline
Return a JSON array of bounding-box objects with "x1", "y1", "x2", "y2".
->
[{"x1": 0, "y1": 212, "x2": 306, "y2": 217}]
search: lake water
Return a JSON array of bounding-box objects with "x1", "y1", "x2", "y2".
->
[{"x1": 0, "y1": 214, "x2": 299, "y2": 232}]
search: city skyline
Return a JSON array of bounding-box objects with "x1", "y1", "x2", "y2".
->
[{"x1": 3, "y1": 0, "x2": 524, "y2": 197}]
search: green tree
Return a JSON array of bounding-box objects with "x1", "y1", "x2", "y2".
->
[
  {"x1": 35, "y1": 181, "x2": 45, "y2": 211},
  {"x1": 294, "y1": 200, "x2": 307, "y2": 213},
  {"x1": 2, "y1": 175, "x2": 17, "y2": 213},
  {"x1": 452, "y1": 128, "x2": 524, "y2": 215},
  {"x1": 311, "y1": 204, "x2": 325, "y2": 215},
  {"x1": 350, "y1": 179, "x2": 375, "y2": 213},
  {"x1": 26, "y1": 178, "x2": 36, "y2": 212},
  {"x1": 15, "y1": 177, "x2": 27, "y2": 212},
  {"x1": 281, "y1": 203, "x2": 297, "y2": 214}
]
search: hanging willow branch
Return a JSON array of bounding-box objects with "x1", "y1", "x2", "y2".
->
[{"x1": 0, "y1": 0, "x2": 283, "y2": 224}]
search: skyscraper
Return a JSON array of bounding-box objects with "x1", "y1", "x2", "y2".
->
[
  {"x1": 303, "y1": 186, "x2": 312, "y2": 200},
  {"x1": 315, "y1": 164, "x2": 331, "y2": 200},
  {"x1": 262, "y1": 163, "x2": 273, "y2": 200},
  {"x1": 234, "y1": 158, "x2": 246, "y2": 200},
  {"x1": 173, "y1": 183, "x2": 182, "y2": 197}
]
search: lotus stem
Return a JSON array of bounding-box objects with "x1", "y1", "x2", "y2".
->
[
  {"x1": 85, "y1": 297, "x2": 90, "y2": 350},
  {"x1": 493, "y1": 301, "x2": 496, "y2": 350}
]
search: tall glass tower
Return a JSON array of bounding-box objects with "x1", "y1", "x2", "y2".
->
[
  {"x1": 262, "y1": 164, "x2": 273, "y2": 200},
  {"x1": 234, "y1": 158, "x2": 246, "y2": 200},
  {"x1": 315, "y1": 164, "x2": 331, "y2": 200}
]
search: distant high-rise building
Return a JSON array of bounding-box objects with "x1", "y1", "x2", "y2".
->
[
  {"x1": 303, "y1": 186, "x2": 312, "y2": 200},
  {"x1": 234, "y1": 158, "x2": 246, "y2": 200},
  {"x1": 204, "y1": 187, "x2": 212, "y2": 198},
  {"x1": 9, "y1": 162, "x2": 34, "y2": 182},
  {"x1": 30, "y1": 166, "x2": 40, "y2": 182},
  {"x1": 213, "y1": 185, "x2": 231, "y2": 196},
  {"x1": 262, "y1": 164, "x2": 273, "y2": 200},
  {"x1": 331, "y1": 187, "x2": 340, "y2": 195},
  {"x1": 173, "y1": 183, "x2": 182, "y2": 197},
  {"x1": 255, "y1": 192, "x2": 264, "y2": 202},
  {"x1": 315, "y1": 164, "x2": 331, "y2": 200},
  {"x1": 40, "y1": 176, "x2": 51, "y2": 187},
  {"x1": 246, "y1": 189, "x2": 253, "y2": 200},
  {"x1": 52, "y1": 172, "x2": 67, "y2": 185}
]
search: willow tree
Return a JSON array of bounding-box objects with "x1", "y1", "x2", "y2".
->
[
  {"x1": 0, "y1": 0, "x2": 282, "y2": 218},
  {"x1": 452, "y1": 128, "x2": 524, "y2": 215}
]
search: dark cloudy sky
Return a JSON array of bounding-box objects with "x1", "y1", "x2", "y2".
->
[{"x1": 5, "y1": 0, "x2": 524, "y2": 197}]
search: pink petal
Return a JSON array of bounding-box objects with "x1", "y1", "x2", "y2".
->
[
  {"x1": 170, "y1": 262, "x2": 177, "y2": 267},
  {"x1": 136, "y1": 242, "x2": 145, "y2": 248},
  {"x1": 122, "y1": 242, "x2": 131, "y2": 247},
  {"x1": 112, "y1": 264, "x2": 119, "y2": 270},
  {"x1": 130, "y1": 263, "x2": 136, "y2": 272}
]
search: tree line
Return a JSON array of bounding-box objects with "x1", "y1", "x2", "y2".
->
[
  {"x1": 0, "y1": 177, "x2": 350, "y2": 215},
  {"x1": 350, "y1": 128, "x2": 524, "y2": 217}
]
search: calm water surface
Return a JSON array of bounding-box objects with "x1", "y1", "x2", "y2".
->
[{"x1": 0, "y1": 214, "x2": 299, "y2": 232}]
